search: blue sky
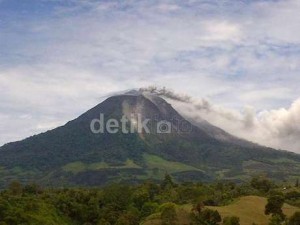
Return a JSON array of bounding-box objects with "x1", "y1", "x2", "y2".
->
[{"x1": 1, "y1": 0, "x2": 300, "y2": 152}]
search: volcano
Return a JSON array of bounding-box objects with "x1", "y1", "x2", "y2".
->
[{"x1": 0, "y1": 91, "x2": 299, "y2": 187}]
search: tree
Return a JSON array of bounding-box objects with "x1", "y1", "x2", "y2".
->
[
  {"x1": 23, "y1": 183, "x2": 43, "y2": 195},
  {"x1": 140, "y1": 202, "x2": 159, "y2": 218},
  {"x1": 160, "y1": 203, "x2": 177, "y2": 225},
  {"x1": 251, "y1": 176, "x2": 272, "y2": 193},
  {"x1": 265, "y1": 195, "x2": 285, "y2": 220},
  {"x1": 223, "y1": 216, "x2": 240, "y2": 225},
  {"x1": 202, "y1": 209, "x2": 221, "y2": 225},
  {"x1": 192, "y1": 202, "x2": 204, "y2": 215},
  {"x1": 268, "y1": 214, "x2": 284, "y2": 225},
  {"x1": 161, "y1": 174, "x2": 176, "y2": 190},
  {"x1": 145, "y1": 182, "x2": 160, "y2": 201},
  {"x1": 288, "y1": 212, "x2": 300, "y2": 225},
  {"x1": 285, "y1": 191, "x2": 300, "y2": 201},
  {"x1": 115, "y1": 209, "x2": 139, "y2": 225},
  {"x1": 191, "y1": 208, "x2": 221, "y2": 225},
  {"x1": 8, "y1": 180, "x2": 23, "y2": 195},
  {"x1": 131, "y1": 188, "x2": 150, "y2": 210}
]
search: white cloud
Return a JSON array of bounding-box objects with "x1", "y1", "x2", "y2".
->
[
  {"x1": 203, "y1": 21, "x2": 242, "y2": 42},
  {"x1": 160, "y1": 90, "x2": 300, "y2": 153}
]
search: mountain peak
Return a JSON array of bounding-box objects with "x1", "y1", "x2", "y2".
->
[
  {"x1": 0, "y1": 92, "x2": 299, "y2": 187},
  {"x1": 123, "y1": 89, "x2": 143, "y2": 96}
]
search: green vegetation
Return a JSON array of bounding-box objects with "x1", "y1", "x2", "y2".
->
[
  {"x1": 63, "y1": 159, "x2": 141, "y2": 174},
  {"x1": 62, "y1": 154, "x2": 200, "y2": 177},
  {"x1": 144, "y1": 153, "x2": 201, "y2": 173},
  {"x1": 265, "y1": 195, "x2": 286, "y2": 220},
  {"x1": 0, "y1": 176, "x2": 299, "y2": 225},
  {"x1": 222, "y1": 216, "x2": 240, "y2": 225}
]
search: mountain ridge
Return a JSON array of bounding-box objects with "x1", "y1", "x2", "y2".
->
[{"x1": 0, "y1": 91, "x2": 299, "y2": 187}]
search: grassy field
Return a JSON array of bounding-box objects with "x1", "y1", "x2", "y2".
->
[
  {"x1": 144, "y1": 153, "x2": 201, "y2": 173},
  {"x1": 143, "y1": 196, "x2": 300, "y2": 225},
  {"x1": 208, "y1": 196, "x2": 299, "y2": 225},
  {"x1": 63, "y1": 154, "x2": 200, "y2": 176},
  {"x1": 62, "y1": 159, "x2": 141, "y2": 174}
]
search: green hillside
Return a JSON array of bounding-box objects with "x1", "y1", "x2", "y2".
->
[{"x1": 143, "y1": 196, "x2": 300, "y2": 225}]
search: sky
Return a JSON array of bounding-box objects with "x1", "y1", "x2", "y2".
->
[{"x1": 0, "y1": 0, "x2": 300, "y2": 153}]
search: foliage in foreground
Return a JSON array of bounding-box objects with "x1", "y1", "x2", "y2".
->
[{"x1": 0, "y1": 176, "x2": 299, "y2": 225}]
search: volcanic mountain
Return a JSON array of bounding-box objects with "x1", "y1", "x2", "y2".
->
[{"x1": 0, "y1": 91, "x2": 299, "y2": 187}]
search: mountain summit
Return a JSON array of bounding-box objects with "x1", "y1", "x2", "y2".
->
[{"x1": 0, "y1": 91, "x2": 299, "y2": 187}]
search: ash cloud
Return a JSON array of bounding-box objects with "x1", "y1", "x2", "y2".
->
[
  {"x1": 139, "y1": 86, "x2": 191, "y2": 103},
  {"x1": 143, "y1": 86, "x2": 300, "y2": 153}
]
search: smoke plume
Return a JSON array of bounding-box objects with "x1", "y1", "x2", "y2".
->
[{"x1": 140, "y1": 86, "x2": 300, "y2": 153}]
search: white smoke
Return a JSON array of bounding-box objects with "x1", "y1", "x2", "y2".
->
[
  {"x1": 139, "y1": 86, "x2": 191, "y2": 103},
  {"x1": 141, "y1": 86, "x2": 300, "y2": 153}
]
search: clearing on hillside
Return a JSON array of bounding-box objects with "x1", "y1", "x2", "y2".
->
[{"x1": 142, "y1": 196, "x2": 300, "y2": 225}]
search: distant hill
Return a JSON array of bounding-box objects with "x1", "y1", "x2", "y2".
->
[{"x1": 0, "y1": 91, "x2": 299, "y2": 187}]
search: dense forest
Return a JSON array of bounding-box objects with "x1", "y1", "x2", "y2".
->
[{"x1": 0, "y1": 176, "x2": 299, "y2": 225}]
